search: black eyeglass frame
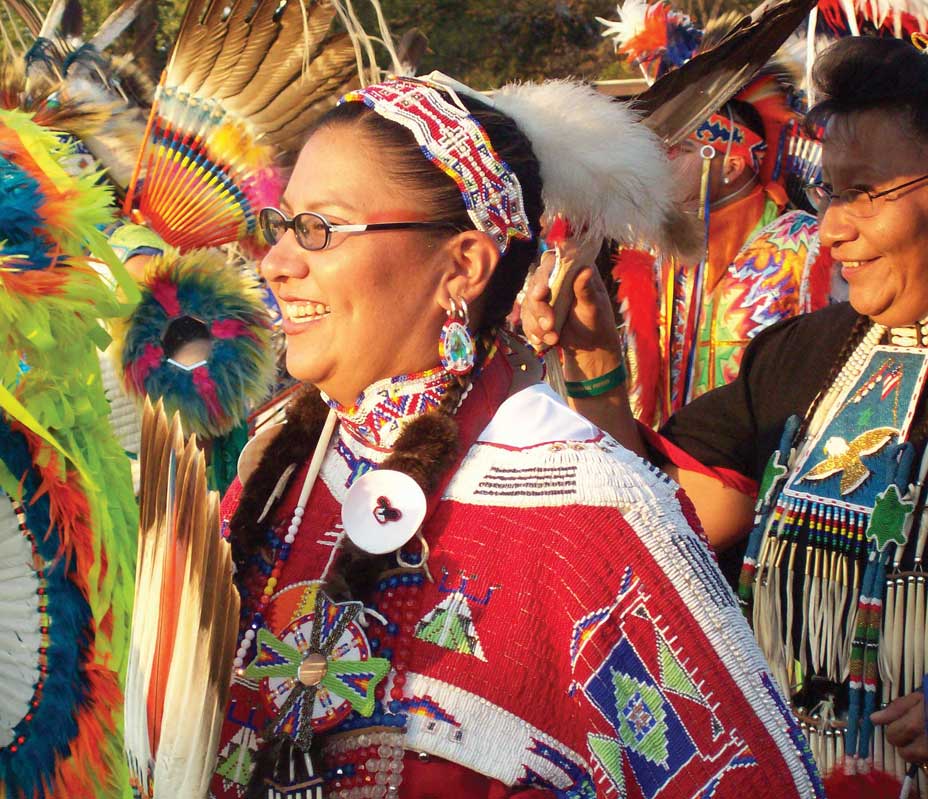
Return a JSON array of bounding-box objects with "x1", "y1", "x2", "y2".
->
[
  {"x1": 804, "y1": 173, "x2": 928, "y2": 217},
  {"x1": 259, "y1": 207, "x2": 458, "y2": 251}
]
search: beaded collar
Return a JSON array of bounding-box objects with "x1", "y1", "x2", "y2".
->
[
  {"x1": 321, "y1": 366, "x2": 455, "y2": 451},
  {"x1": 887, "y1": 318, "x2": 928, "y2": 348}
]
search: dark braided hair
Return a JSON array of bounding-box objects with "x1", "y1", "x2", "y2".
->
[{"x1": 229, "y1": 89, "x2": 543, "y2": 603}]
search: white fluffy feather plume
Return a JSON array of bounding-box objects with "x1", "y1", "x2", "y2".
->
[
  {"x1": 492, "y1": 79, "x2": 698, "y2": 256},
  {"x1": 596, "y1": 0, "x2": 651, "y2": 50}
]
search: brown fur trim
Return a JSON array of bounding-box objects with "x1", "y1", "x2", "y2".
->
[
  {"x1": 228, "y1": 385, "x2": 329, "y2": 568},
  {"x1": 382, "y1": 412, "x2": 459, "y2": 493}
]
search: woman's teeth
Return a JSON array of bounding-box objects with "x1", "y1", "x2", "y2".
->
[{"x1": 285, "y1": 301, "x2": 331, "y2": 322}]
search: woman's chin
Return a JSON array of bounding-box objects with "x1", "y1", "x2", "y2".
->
[{"x1": 285, "y1": 356, "x2": 329, "y2": 386}]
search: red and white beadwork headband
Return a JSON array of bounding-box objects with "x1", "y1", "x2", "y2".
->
[{"x1": 340, "y1": 77, "x2": 533, "y2": 254}]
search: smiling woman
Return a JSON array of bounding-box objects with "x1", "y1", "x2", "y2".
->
[
  {"x1": 810, "y1": 106, "x2": 928, "y2": 327},
  {"x1": 208, "y1": 75, "x2": 823, "y2": 799}
]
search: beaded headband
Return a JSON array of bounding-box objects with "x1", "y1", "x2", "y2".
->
[
  {"x1": 340, "y1": 78, "x2": 533, "y2": 254},
  {"x1": 691, "y1": 112, "x2": 766, "y2": 172}
]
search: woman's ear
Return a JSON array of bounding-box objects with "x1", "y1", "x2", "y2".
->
[{"x1": 435, "y1": 230, "x2": 501, "y2": 311}]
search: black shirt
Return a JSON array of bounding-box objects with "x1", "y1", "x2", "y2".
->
[
  {"x1": 661, "y1": 301, "x2": 861, "y2": 483},
  {"x1": 661, "y1": 302, "x2": 861, "y2": 584}
]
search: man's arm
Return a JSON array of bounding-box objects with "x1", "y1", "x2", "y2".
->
[
  {"x1": 667, "y1": 465, "x2": 755, "y2": 549},
  {"x1": 521, "y1": 259, "x2": 756, "y2": 549}
]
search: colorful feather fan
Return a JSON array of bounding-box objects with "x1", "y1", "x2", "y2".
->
[
  {"x1": 0, "y1": 109, "x2": 138, "y2": 798},
  {"x1": 113, "y1": 249, "x2": 276, "y2": 440},
  {"x1": 125, "y1": 398, "x2": 240, "y2": 799},
  {"x1": 124, "y1": 0, "x2": 371, "y2": 252}
]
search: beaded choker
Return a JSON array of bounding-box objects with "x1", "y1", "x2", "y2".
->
[
  {"x1": 887, "y1": 318, "x2": 928, "y2": 348},
  {"x1": 321, "y1": 366, "x2": 455, "y2": 450}
]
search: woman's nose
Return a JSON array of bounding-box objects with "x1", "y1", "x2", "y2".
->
[{"x1": 260, "y1": 232, "x2": 309, "y2": 282}]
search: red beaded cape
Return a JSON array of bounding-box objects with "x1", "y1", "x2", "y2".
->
[{"x1": 210, "y1": 354, "x2": 823, "y2": 799}]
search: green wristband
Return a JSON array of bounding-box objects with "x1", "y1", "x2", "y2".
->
[{"x1": 564, "y1": 363, "x2": 627, "y2": 398}]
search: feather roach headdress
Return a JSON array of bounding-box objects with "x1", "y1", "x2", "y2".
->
[
  {"x1": 817, "y1": 0, "x2": 927, "y2": 35},
  {"x1": 630, "y1": 0, "x2": 818, "y2": 150},
  {"x1": 597, "y1": 0, "x2": 703, "y2": 83},
  {"x1": 123, "y1": 0, "x2": 402, "y2": 252},
  {"x1": 0, "y1": 107, "x2": 138, "y2": 799},
  {"x1": 113, "y1": 249, "x2": 276, "y2": 440}
]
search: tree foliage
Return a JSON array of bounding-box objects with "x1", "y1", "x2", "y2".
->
[{"x1": 28, "y1": 0, "x2": 756, "y2": 87}]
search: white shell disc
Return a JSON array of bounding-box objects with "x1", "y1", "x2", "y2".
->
[{"x1": 341, "y1": 470, "x2": 426, "y2": 554}]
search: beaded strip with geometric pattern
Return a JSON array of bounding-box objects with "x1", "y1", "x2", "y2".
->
[{"x1": 341, "y1": 78, "x2": 533, "y2": 254}]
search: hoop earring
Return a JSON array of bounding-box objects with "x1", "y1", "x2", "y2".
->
[{"x1": 438, "y1": 297, "x2": 476, "y2": 375}]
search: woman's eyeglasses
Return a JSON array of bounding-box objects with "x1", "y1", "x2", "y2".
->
[
  {"x1": 259, "y1": 207, "x2": 457, "y2": 251},
  {"x1": 804, "y1": 173, "x2": 928, "y2": 219}
]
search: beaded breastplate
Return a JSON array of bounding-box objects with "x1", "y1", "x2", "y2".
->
[{"x1": 741, "y1": 320, "x2": 928, "y2": 779}]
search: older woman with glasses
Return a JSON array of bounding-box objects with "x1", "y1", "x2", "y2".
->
[
  {"x1": 206, "y1": 75, "x2": 822, "y2": 799},
  {"x1": 523, "y1": 35, "x2": 928, "y2": 794}
]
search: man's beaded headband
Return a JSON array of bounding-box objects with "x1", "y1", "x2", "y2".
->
[
  {"x1": 340, "y1": 78, "x2": 533, "y2": 254},
  {"x1": 691, "y1": 112, "x2": 766, "y2": 173}
]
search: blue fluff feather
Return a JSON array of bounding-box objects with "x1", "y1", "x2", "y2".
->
[{"x1": 0, "y1": 155, "x2": 54, "y2": 271}]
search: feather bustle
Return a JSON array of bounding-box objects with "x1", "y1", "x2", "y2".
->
[
  {"x1": 249, "y1": 38, "x2": 358, "y2": 131},
  {"x1": 228, "y1": 5, "x2": 339, "y2": 117},
  {"x1": 270, "y1": 72, "x2": 359, "y2": 151},
  {"x1": 178, "y1": 0, "x2": 239, "y2": 97},
  {"x1": 206, "y1": 0, "x2": 285, "y2": 100},
  {"x1": 127, "y1": 399, "x2": 240, "y2": 797},
  {"x1": 195, "y1": 0, "x2": 260, "y2": 99}
]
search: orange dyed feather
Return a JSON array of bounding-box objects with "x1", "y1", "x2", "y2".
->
[{"x1": 619, "y1": 4, "x2": 670, "y2": 61}]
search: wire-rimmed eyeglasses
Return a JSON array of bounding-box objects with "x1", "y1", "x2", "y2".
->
[
  {"x1": 259, "y1": 207, "x2": 457, "y2": 251},
  {"x1": 804, "y1": 174, "x2": 928, "y2": 219}
]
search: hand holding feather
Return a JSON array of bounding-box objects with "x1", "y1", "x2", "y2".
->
[{"x1": 522, "y1": 240, "x2": 622, "y2": 371}]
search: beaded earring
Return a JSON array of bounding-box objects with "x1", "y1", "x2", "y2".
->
[{"x1": 438, "y1": 297, "x2": 476, "y2": 375}]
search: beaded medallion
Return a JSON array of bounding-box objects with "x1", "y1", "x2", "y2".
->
[{"x1": 245, "y1": 587, "x2": 390, "y2": 749}]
